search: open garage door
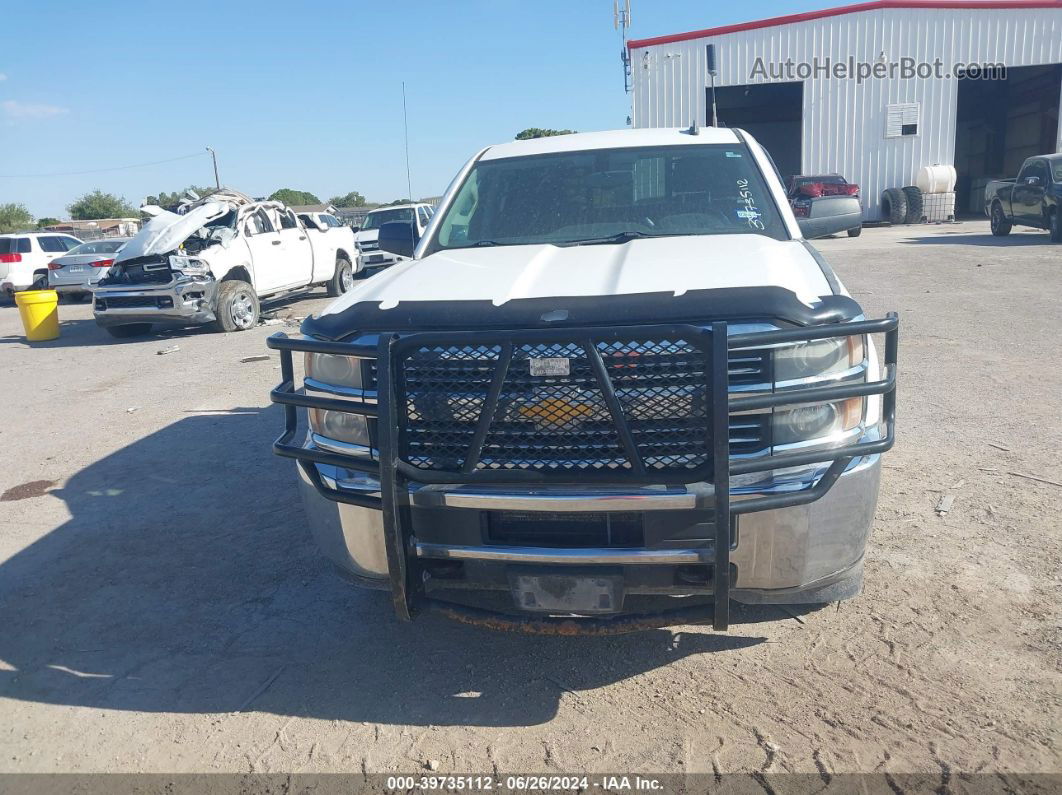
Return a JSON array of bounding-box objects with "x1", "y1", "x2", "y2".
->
[
  {"x1": 710, "y1": 82, "x2": 803, "y2": 178},
  {"x1": 955, "y1": 63, "x2": 1062, "y2": 216}
]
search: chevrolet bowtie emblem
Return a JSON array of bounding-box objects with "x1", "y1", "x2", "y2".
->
[{"x1": 518, "y1": 398, "x2": 594, "y2": 430}]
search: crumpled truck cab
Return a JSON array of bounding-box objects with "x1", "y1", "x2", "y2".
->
[{"x1": 267, "y1": 127, "x2": 899, "y2": 633}]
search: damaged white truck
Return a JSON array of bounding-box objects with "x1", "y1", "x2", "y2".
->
[
  {"x1": 93, "y1": 190, "x2": 356, "y2": 337},
  {"x1": 268, "y1": 128, "x2": 899, "y2": 633}
]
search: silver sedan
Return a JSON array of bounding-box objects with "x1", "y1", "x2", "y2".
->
[{"x1": 47, "y1": 238, "x2": 130, "y2": 301}]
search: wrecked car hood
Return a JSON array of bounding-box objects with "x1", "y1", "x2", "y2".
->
[
  {"x1": 116, "y1": 202, "x2": 230, "y2": 263},
  {"x1": 319, "y1": 234, "x2": 834, "y2": 316}
]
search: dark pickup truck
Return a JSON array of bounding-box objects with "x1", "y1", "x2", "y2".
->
[{"x1": 984, "y1": 153, "x2": 1062, "y2": 242}]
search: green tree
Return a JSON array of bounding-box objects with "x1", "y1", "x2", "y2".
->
[
  {"x1": 67, "y1": 190, "x2": 136, "y2": 220},
  {"x1": 35, "y1": 217, "x2": 61, "y2": 228},
  {"x1": 328, "y1": 191, "x2": 367, "y2": 208},
  {"x1": 0, "y1": 203, "x2": 33, "y2": 233},
  {"x1": 145, "y1": 186, "x2": 216, "y2": 209},
  {"x1": 269, "y1": 188, "x2": 321, "y2": 206},
  {"x1": 515, "y1": 128, "x2": 576, "y2": 140}
]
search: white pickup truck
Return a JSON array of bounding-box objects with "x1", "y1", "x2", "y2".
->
[
  {"x1": 268, "y1": 128, "x2": 899, "y2": 633},
  {"x1": 93, "y1": 190, "x2": 356, "y2": 337},
  {"x1": 353, "y1": 203, "x2": 434, "y2": 276}
]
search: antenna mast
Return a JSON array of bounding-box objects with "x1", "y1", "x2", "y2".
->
[
  {"x1": 616, "y1": 0, "x2": 632, "y2": 93},
  {"x1": 402, "y1": 81, "x2": 413, "y2": 202}
]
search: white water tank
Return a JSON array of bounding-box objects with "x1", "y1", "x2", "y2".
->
[{"x1": 915, "y1": 165, "x2": 957, "y2": 194}]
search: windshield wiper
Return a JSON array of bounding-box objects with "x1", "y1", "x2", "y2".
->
[{"x1": 555, "y1": 231, "x2": 656, "y2": 247}]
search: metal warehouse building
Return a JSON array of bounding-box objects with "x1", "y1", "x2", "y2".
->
[{"x1": 627, "y1": 0, "x2": 1062, "y2": 219}]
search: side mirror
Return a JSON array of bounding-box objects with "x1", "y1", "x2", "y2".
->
[
  {"x1": 378, "y1": 221, "x2": 418, "y2": 258},
  {"x1": 796, "y1": 195, "x2": 862, "y2": 240}
]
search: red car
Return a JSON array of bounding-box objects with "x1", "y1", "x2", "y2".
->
[{"x1": 786, "y1": 174, "x2": 863, "y2": 237}]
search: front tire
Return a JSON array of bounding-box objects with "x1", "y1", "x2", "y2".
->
[
  {"x1": 990, "y1": 202, "x2": 1012, "y2": 236},
  {"x1": 212, "y1": 279, "x2": 259, "y2": 332},
  {"x1": 847, "y1": 225, "x2": 863, "y2": 238},
  {"x1": 327, "y1": 257, "x2": 355, "y2": 297},
  {"x1": 105, "y1": 323, "x2": 153, "y2": 338}
]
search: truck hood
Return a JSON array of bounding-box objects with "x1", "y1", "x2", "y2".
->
[
  {"x1": 354, "y1": 229, "x2": 379, "y2": 243},
  {"x1": 320, "y1": 234, "x2": 833, "y2": 316},
  {"x1": 115, "y1": 202, "x2": 230, "y2": 263}
]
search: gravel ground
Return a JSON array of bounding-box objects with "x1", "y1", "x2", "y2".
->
[{"x1": 0, "y1": 220, "x2": 1058, "y2": 779}]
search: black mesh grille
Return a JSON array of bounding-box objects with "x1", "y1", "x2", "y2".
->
[
  {"x1": 96, "y1": 295, "x2": 170, "y2": 309},
  {"x1": 396, "y1": 337, "x2": 768, "y2": 474}
]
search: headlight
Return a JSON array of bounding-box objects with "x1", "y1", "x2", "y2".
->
[
  {"x1": 308, "y1": 408, "x2": 370, "y2": 446},
  {"x1": 305, "y1": 352, "x2": 364, "y2": 388},
  {"x1": 168, "y1": 254, "x2": 210, "y2": 275},
  {"x1": 774, "y1": 336, "x2": 864, "y2": 382},
  {"x1": 773, "y1": 397, "x2": 863, "y2": 445},
  {"x1": 305, "y1": 352, "x2": 370, "y2": 445}
]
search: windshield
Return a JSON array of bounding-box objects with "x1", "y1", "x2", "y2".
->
[
  {"x1": 361, "y1": 208, "x2": 414, "y2": 230},
  {"x1": 791, "y1": 175, "x2": 846, "y2": 188},
  {"x1": 431, "y1": 143, "x2": 788, "y2": 251},
  {"x1": 68, "y1": 240, "x2": 125, "y2": 255},
  {"x1": 1053, "y1": 162, "x2": 1062, "y2": 183}
]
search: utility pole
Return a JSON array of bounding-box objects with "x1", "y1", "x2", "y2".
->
[
  {"x1": 401, "y1": 82, "x2": 413, "y2": 202},
  {"x1": 206, "y1": 146, "x2": 220, "y2": 188}
]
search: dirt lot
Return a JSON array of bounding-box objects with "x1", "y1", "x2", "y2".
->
[{"x1": 0, "y1": 220, "x2": 1058, "y2": 779}]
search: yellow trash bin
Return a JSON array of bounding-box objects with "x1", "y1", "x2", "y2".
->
[{"x1": 15, "y1": 289, "x2": 60, "y2": 342}]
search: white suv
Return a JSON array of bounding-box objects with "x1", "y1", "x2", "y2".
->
[
  {"x1": 353, "y1": 203, "x2": 434, "y2": 276},
  {"x1": 0, "y1": 232, "x2": 84, "y2": 296}
]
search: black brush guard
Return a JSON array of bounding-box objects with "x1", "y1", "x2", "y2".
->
[{"x1": 267, "y1": 315, "x2": 898, "y2": 632}]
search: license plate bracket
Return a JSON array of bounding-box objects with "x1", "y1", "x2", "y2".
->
[{"x1": 509, "y1": 568, "x2": 624, "y2": 614}]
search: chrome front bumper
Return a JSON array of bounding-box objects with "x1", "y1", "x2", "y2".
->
[
  {"x1": 93, "y1": 277, "x2": 218, "y2": 327},
  {"x1": 355, "y1": 250, "x2": 399, "y2": 272},
  {"x1": 295, "y1": 443, "x2": 881, "y2": 603}
]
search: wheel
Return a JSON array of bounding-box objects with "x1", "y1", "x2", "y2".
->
[
  {"x1": 846, "y1": 225, "x2": 863, "y2": 238},
  {"x1": 212, "y1": 279, "x2": 260, "y2": 332},
  {"x1": 105, "y1": 323, "x2": 153, "y2": 338},
  {"x1": 1050, "y1": 210, "x2": 1061, "y2": 243},
  {"x1": 990, "y1": 202, "x2": 1012, "y2": 236},
  {"x1": 881, "y1": 188, "x2": 908, "y2": 224},
  {"x1": 31, "y1": 273, "x2": 48, "y2": 291},
  {"x1": 901, "y1": 186, "x2": 924, "y2": 223},
  {"x1": 327, "y1": 257, "x2": 355, "y2": 297}
]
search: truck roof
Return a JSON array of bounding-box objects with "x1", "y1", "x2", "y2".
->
[
  {"x1": 368, "y1": 203, "x2": 431, "y2": 212},
  {"x1": 480, "y1": 127, "x2": 743, "y2": 161}
]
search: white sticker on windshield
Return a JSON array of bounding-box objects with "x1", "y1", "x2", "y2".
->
[
  {"x1": 736, "y1": 178, "x2": 767, "y2": 230},
  {"x1": 725, "y1": 151, "x2": 743, "y2": 158}
]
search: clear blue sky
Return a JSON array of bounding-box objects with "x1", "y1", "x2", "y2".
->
[{"x1": 1, "y1": 0, "x2": 833, "y2": 218}]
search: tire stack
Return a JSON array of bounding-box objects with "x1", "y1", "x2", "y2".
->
[{"x1": 880, "y1": 187, "x2": 911, "y2": 224}]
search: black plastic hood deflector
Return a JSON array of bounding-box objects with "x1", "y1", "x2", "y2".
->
[{"x1": 301, "y1": 286, "x2": 862, "y2": 341}]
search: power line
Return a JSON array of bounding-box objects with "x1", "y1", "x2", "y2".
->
[{"x1": 0, "y1": 151, "x2": 208, "y2": 179}]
